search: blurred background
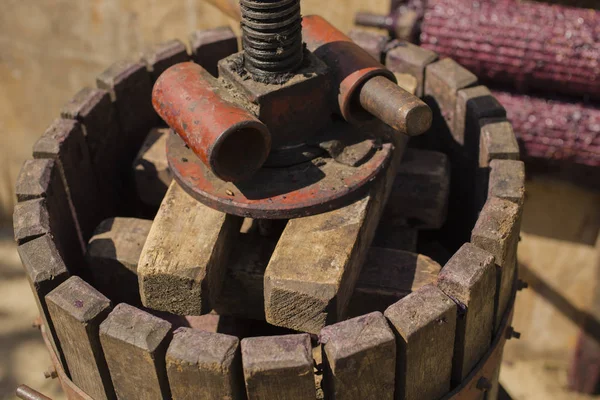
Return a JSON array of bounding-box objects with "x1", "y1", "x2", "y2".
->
[{"x1": 0, "y1": 0, "x2": 598, "y2": 399}]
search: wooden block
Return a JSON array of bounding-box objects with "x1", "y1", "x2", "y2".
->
[
  {"x1": 15, "y1": 159, "x2": 84, "y2": 269},
  {"x1": 133, "y1": 128, "x2": 173, "y2": 208},
  {"x1": 425, "y1": 58, "x2": 478, "y2": 132},
  {"x1": 189, "y1": 27, "x2": 238, "y2": 77},
  {"x1": 348, "y1": 29, "x2": 388, "y2": 61},
  {"x1": 166, "y1": 327, "x2": 244, "y2": 400},
  {"x1": 384, "y1": 284, "x2": 457, "y2": 400},
  {"x1": 347, "y1": 248, "x2": 441, "y2": 318},
  {"x1": 382, "y1": 149, "x2": 450, "y2": 230},
  {"x1": 139, "y1": 181, "x2": 242, "y2": 315},
  {"x1": 394, "y1": 73, "x2": 418, "y2": 95},
  {"x1": 455, "y1": 85, "x2": 506, "y2": 148},
  {"x1": 86, "y1": 217, "x2": 153, "y2": 306},
  {"x1": 320, "y1": 311, "x2": 396, "y2": 400},
  {"x1": 142, "y1": 39, "x2": 189, "y2": 82},
  {"x1": 478, "y1": 120, "x2": 520, "y2": 168},
  {"x1": 488, "y1": 160, "x2": 526, "y2": 205},
  {"x1": 100, "y1": 304, "x2": 172, "y2": 400},
  {"x1": 241, "y1": 334, "x2": 315, "y2": 400},
  {"x1": 437, "y1": 243, "x2": 496, "y2": 385},
  {"x1": 61, "y1": 87, "x2": 122, "y2": 212},
  {"x1": 46, "y1": 276, "x2": 114, "y2": 400},
  {"x1": 33, "y1": 118, "x2": 102, "y2": 242},
  {"x1": 372, "y1": 222, "x2": 418, "y2": 251},
  {"x1": 97, "y1": 60, "x2": 157, "y2": 157},
  {"x1": 17, "y1": 234, "x2": 70, "y2": 368},
  {"x1": 471, "y1": 197, "x2": 521, "y2": 330},
  {"x1": 386, "y1": 41, "x2": 438, "y2": 97}
]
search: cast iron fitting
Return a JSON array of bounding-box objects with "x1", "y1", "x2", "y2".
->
[
  {"x1": 241, "y1": 0, "x2": 304, "y2": 80},
  {"x1": 152, "y1": 62, "x2": 271, "y2": 182}
]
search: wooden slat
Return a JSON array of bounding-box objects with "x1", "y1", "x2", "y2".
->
[
  {"x1": 33, "y1": 118, "x2": 101, "y2": 242},
  {"x1": 99, "y1": 304, "x2": 172, "y2": 400},
  {"x1": 437, "y1": 243, "x2": 496, "y2": 385},
  {"x1": 133, "y1": 128, "x2": 173, "y2": 208},
  {"x1": 241, "y1": 334, "x2": 315, "y2": 400},
  {"x1": 46, "y1": 276, "x2": 114, "y2": 400},
  {"x1": 382, "y1": 148, "x2": 450, "y2": 230},
  {"x1": 13, "y1": 198, "x2": 50, "y2": 245},
  {"x1": 347, "y1": 29, "x2": 388, "y2": 61},
  {"x1": 455, "y1": 85, "x2": 506, "y2": 149},
  {"x1": 138, "y1": 181, "x2": 242, "y2": 315},
  {"x1": 386, "y1": 41, "x2": 438, "y2": 98},
  {"x1": 347, "y1": 248, "x2": 441, "y2": 318},
  {"x1": 471, "y1": 197, "x2": 521, "y2": 330},
  {"x1": 17, "y1": 234, "x2": 70, "y2": 368},
  {"x1": 61, "y1": 87, "x2": 122, "y2": 213},
  {"x1": 96, "y1": 60, "x2": 157, "y2": 158},
  {"x1": 142, "y1": 39, "x2": 189, "y2": 82},
  {"x1": 86, "y1": 217, "x2": 153, "y2": 306},
  {"x1": 488, "y1": 160, "x2": 526, "y2": 206},
  {"x1": 320, "y1": 311, "x2": 396, "y2": 400},
  {"x1": 166, "y1": 327, "x2": 244, "y2": 400},
  {"x1": 189, "y1": 26, "x2": 238, "y2": 77},
  {"x1": 478, "y1": 120, "x2": 520, "y2": 168},
  {"x1": 384, "y1": 284, "x2": 457, "y2": 400}
]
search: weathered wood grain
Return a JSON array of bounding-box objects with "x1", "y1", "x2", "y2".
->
[
  {"x1": 478, "y1": 120, "x2": 520, "y2": 169},
  {"x1": 138, "y1": 181, "x2": 242, "y2": 315},
  {"x1": 455, "y1": 86, "x2": 506, "y2": 149},
  {"x1": 61, "y1": 87, "x2": 122, "y2": 213},
  {"x1": 471, "y1": 197, "x2": 521, "y2": 330},
  {"x1": 384, "y1": 284, "x2": 457, "y2": 400},
  {"x1": 347, "y1": 248, "x2": 441, "y2": 318},
  {"x1": 382, "y1": 148, "x2": 450, "y2": 230},
  {"x1": 142, "y1": 39, "x2": 189, "y2": 82},
  {"x1": 13, "y1": 198, "x2": 51, "y2": 245},
  {"x1": 17, "y1": 234, "x2": 70, "y2": 369},
  {"x1": 33, "y1": 118, "x2": 101, "y2": 242},
  {"x1": 86, "y1": 217, "x2": 153, "y2": 306},
  {"x1": 488, "y1": 159, "x2": 526, "y2": 206},
  {"x1": 46, "y1": 276, "x2": 114, "y2": 400},
  {"x1": 189, "y1": 27, "x2": 238, "y2": 77},
  {"x1": 99, "y1": 303, "x2": 172, "y2": 400},
  {"x1": 386, "y1": 41, "x2": 438, "y2": 98},
  {"x1": 320, "y1": 311, "x2": 396, "y2": 400},
  {"x1": 425, "y1": 58, "x2": 478, "y2": 140},
  {"x1": 347, "y1": 29, "x2": 388, "y2": 62},
  {"x1": 241, "y1": 334, "x2": 316, "y2": 400},
  {"x1": 96, "y1": 60, "x2": 157, "y2": 159},
  {"x1": 437, "y1": 243, "x2": 496, "y2": 385},
  {"x1": 166, "y1": 327, "x2": 244, "y2": 400},
  {"x1": 133, "y1": 128, "x2": 173, "y2": 208}
]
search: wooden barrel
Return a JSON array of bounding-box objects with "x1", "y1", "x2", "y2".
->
[{"x1": 15, "y1": 26, "x2": 525, "y2": 400}]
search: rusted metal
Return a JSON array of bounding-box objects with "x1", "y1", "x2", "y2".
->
[
  {"x1": 152, "y1": 62, "x2": 271, "y2": 183},
  {"x1": 16, "y1": 386, "x2": 53, "y2": 400},
  {"x1": 359, "y1": 75, "x2": 432, "y2": 136}
]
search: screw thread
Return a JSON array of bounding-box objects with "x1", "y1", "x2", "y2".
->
[{"x1": 240, "y1": 0, "x2": 304, "y2": 80}]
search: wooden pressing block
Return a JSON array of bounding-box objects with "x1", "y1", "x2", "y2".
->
[
  {"x1": 437, "y1": 243, "x2": 496, "y2": 385},
  {"x1": 142, "y1": 39, "x2": 189, "y2": 82},
  {"x1": 372, "y1": 222, "x2": 418, "y2": 252},
  {"x1": 97, "y1": 60, "x2": 157, "y2": 159},
  {"x1": 13, "y1": 198, "x2": 51, "y2": 245},
  {"x1": 479, "y1": 120, "x2": 520, "y2": 168},
  {"x1": 17, "y1": 234, "x2": 70, "y2": 369},
  {"x1": 320, "y1": 311, "x2": 396, "y2": 400},
  {"x1": 133, "y1": 128, "x2": 173, "y2": 208},
  {"x1": 382, "y1": 148, "x2": 450, "y2": 230},
  {"x1": 138, "y1": 181, "x2": 243, "y2": 315},
  {"x1": 189, "y1": 27, "x2": 238, "y2": 77},
  {"x1": 488, "y1": 159, "x2": 526, "y2": 206},
  {"x1": 384, "y1": 284, "x2": 457, "y2": 400},
  {"x1": 86, "y1": 217, "x2": 153, "y2": 306},
  {"x1": 241, "y1": 334, "x2": 315, "y2": 400},
  {"x1": 347, "y1": 29, "x2": 388, "y2": 61},
  {"x1": 386, "y1": 41, "x2": 438, "y2": 98},
  {"x1": 347, "y1": 248, "x2": 441, "y2": 318},
  {"x1": 166, "y1": 327, "x2": 244, "y2": 400},
  {"x1": 100, "y1": 303, "x2": 172, "y2": 400},
  {"x1": 33, "y1": 118, "x2": 102, "y2": 243},
  {"x1": 471, "y1": 197, "x2": 521, "y2": 330},
  {"x1": 61, "y1": 87, "x2": 122, "y2": 213},
  {"x1": 46, "y1": 276, "x2": 114, "y2": 400},
  {"x1": 454, "y1": 86, "x2": 506, "y2": 149},
  {"x1": 425, "y1": 58, "x2": 478, "y2": 141}
]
